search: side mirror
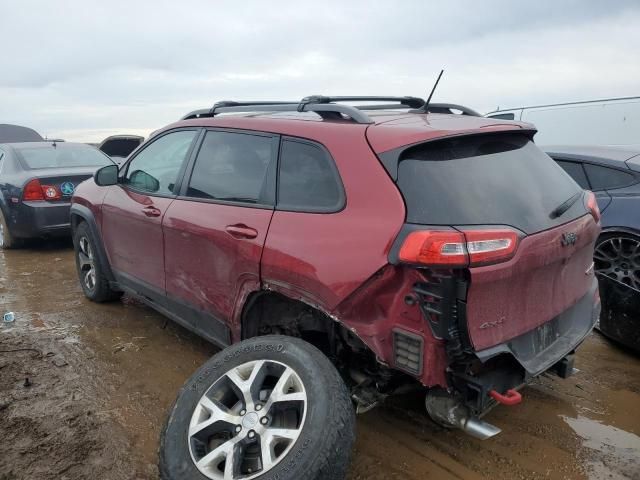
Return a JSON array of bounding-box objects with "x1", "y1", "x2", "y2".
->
[{"x1": 95, "y1": 164, "x2": 119, "y2": 186}]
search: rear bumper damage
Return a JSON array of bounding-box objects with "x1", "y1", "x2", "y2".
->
[
  {"x1": 424, "y1": 278, "x2": 600, "y2": 439},
  {"x1": 475, "y1": 277, "x2": 600, "y2": 377}
]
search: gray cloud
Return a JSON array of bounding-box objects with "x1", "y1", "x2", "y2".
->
[{"x1": 1, "y1": 0, "x2": 639, "y2": 141}]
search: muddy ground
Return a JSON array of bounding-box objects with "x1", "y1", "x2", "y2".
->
[{"x1": 1, "y1": 240, "x2": 639, "y2": 480}]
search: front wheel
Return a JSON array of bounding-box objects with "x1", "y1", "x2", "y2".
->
[
  {"x1": 159, "y1": 336, "x2": 356, "y2": 480},
  {"x1": 73, "y1": 221, "x2": 121, "y2": 302}
]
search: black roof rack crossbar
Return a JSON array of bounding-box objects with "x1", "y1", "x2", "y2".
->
[{"x1": 180, "y1": 97, "x2": 479, "y2": 122}]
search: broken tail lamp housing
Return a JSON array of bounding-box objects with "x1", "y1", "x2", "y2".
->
[
  {"x1": 399, "y1": 228, "x2": 520, "y2": 267},
  {"x1": 584, "y1": 191, "x2": 601, "y2": 223}
]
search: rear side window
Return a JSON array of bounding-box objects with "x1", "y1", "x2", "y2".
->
[
  {"x1": 186, "y1": 130, "x2": 274, "y2": 204},
  {"x1": 397, "y1": 133, "x2": 584, "y2": 234},
  {"x1": 556, "y1": 160, "x2": 590, "y2": 189},
  {"x1": 277, "y1": 139, "x2": 343, "y2": 212},
  {"x1": 583, "y1": 163, "x2": 636, "y2": 191}
]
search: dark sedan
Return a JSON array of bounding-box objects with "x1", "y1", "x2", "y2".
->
[
  {"x1": 0, "y1": 141, "x2": 112, "y2": 248},
  {"x1": 545, "y1": 145, "x2": 640, "y2": 351}
]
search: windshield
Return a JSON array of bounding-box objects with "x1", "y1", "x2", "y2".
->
[
  {"x1": 16, "y1": 144, "x2": 112, "y2": 169},
  {"x1": 397, "y1": 133, "x2": 585, "y2": 234}
]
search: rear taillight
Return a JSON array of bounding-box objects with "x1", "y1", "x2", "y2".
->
[
  {"x1": 398, "y1": 228, "x2": 519, "y2": 267},
  {"x1": 23, "y1": 179, "x2": 45, "y2": 201},
  {"x1": 585, "y1": 191, "x2": 601, "y2": 223},
  {"x1": 22, "y1": 179, "x2": 62, "y2": 201}
]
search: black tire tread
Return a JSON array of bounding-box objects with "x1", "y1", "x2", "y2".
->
[{"x1": 74, "y1": 221, "x2": 121, "y2": 303}]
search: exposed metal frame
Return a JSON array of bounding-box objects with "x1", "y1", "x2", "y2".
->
[{"x1": 181, "y1": 96, "x2": 480, "y2": 123}]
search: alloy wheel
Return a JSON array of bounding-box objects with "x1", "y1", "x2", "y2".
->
[
  {"x1": 594, "y1": 235, "x2": 640, "y2": 291},
  {"x1": 77, "y1": 236, "x2": 96, "y2": 291},
  {"x1": 189, "y1": 359, "x2": 307, "y2": 480},
  {"x1": 0, "y1": 222, "x2": 4, "y2": 248}
]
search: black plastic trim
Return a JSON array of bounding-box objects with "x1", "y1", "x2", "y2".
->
[
  {"x1": 69, "y1": 203, "x2": 115, "y2": 283},
  {"x1": 113, "y1": 269, "x2": 231, "y2": 348}
]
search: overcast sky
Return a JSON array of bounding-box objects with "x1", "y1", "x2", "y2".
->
[{"x1": 1, "y1": 0, "x2": 639, "y2": 142}]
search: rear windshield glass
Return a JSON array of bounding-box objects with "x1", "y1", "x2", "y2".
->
[
  {"x1": 16, "y1": 144, "x2": 111, "y2": 169},
  {"x1": 397, "y1": 133, "x2": 584, "y2": 234}
]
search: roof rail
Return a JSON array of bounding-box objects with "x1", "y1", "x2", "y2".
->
[
  {"x1": 413, "y1": 103, "x2": 481, "y2": 116},
  {"x1": 180, "y1": 96, "x2": 479, "y2": 122}
]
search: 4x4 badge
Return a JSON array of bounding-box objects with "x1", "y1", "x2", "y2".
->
[{"x1": 561, "y1": 232, "x2": 577, "y2": 246}]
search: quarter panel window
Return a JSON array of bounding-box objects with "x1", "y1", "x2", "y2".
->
[
  {"x1": 186, "y1": 131, "x2": 274, "y2": 204},
  {"x1": 277, "y1": 139, "x2": 343, "y2": 212},
  {"x1": 584, "y1": 163, "x2": 636, "y2": 191},
  {"x1": 556, "y1": 160, "x2": 590, "y2": 189},
  {"x1": 125, "y1": 130, "x2": 197, "y2": 195}
]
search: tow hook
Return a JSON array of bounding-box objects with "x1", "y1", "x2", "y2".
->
[{"x1": 489, "y1": 389, "x2": 522, "y2": 406}]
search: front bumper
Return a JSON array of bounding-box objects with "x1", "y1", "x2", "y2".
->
[{"x1": 8, "y1": 201, "x2": 72, "y2": 239}]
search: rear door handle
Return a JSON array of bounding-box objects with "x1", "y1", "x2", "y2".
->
[
  {"x1": 142, "y1": 206, "x2": 161, "y2": 217},
  {"x1": 226, "y1": 224, "x2": 258, "y2": 239}
]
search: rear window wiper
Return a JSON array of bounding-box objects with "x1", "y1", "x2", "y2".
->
[{"x1": 549, "y1": 191, "x2": 583, "y2": 219}]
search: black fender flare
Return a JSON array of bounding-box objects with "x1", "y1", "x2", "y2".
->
[{"x1": 69, "y1": 204, "x2": 115, "y2": 283}]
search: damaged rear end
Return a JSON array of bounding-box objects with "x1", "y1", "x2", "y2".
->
[{"x1": 374, "y1": 130, "x2": 601, "y2": 437}]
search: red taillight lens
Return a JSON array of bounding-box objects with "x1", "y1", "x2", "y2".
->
[
  {"x1": 23, "y1": 179, "x2": 45, "y2": 201},
  {"x1": 398, "y1": 228, "x2": 519, "y2": 267},
  {"x1": 399, "y1": 230, "x2": 467, "y2": 265},
  {"x1": 22, "y1": 179, "x2": 62, "y2": 201},
  {"x1": 585, "y1": 191, "x2": 601, "y2": 223}
]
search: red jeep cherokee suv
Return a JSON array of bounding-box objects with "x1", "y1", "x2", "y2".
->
[{"x1": 71, "y1": 96, "x2": 601, "y2": 480}]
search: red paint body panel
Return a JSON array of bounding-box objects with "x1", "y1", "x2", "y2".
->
[
  {"x1": 260, "y1": 132, "x2": 406, "y2": 311},
  {"x1": 162, "y1": 200, "x2": 273, "y2": 338},
  {"x1": 101, "y1": 186, "x2": 174, "y2": 290},
  {"x1": 334, "y1": 265, "x2": 448, "y2": 387},
  {"x1": 466, "y1": 214, "x2": 600, "y2": 351}
]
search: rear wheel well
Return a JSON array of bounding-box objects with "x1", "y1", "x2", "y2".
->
[
  {"x1": 242, "y1": 291, "x2": 406, "y2": 389},
  {"x1": 241, "y1": 292, "x2": 339, "y2": 357}
]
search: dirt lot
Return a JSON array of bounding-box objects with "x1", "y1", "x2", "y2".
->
[{"x1": 1, "y1": 240, "x2": 639, "y2": 480}]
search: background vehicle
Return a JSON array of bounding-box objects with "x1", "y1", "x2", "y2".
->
[
  {"x1": 487, "y1": 96, "x2": 640, "y2": 148},
  {"x1": 0, "y1": 123, "x2": 43, "y2": 143},
  {"x1": 546, "y1": 145, "x2": 640, "y2": 351},
  {"x1": 97, "y1": 134, "x2": 144, "y2": 165},
  {"x1": 0, "y1": 141, "x2": 112, "y2": 248},
  {"x1": 71, "y1": 96, "x2": 601, "y2": 480}
]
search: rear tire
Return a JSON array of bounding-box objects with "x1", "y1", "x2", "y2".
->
[
  {"x1": 73, "y1": 221, "x2": 121, "y2": 302},
  {"x1": 0, "y1": 209, "x2": 20, "y2": 249},
  {"x1": 594, "y1": 232, "x2": 640, "y2": 291},
  {"x1": 159, "y1": 335, "x2": 356, "y2": 480}
]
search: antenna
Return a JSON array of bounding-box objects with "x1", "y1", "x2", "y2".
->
[{"x1": 423, "y1": 69, "x2": 444, "y2": 112}]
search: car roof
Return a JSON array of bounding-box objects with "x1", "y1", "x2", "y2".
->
[
  {"x1": 0, "y1": 124, "x2": 43, "y2": 143},
  {"x1": 163, "y1": 111, "x2": 531, "y2": 154},
  {"x1": 543, "y1": 145, "x2": 640, "y2": 169}
]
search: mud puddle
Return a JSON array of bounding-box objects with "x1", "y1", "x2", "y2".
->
[{"x1": 1, "y1": 241, "x2": 640, "y2": 479}]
